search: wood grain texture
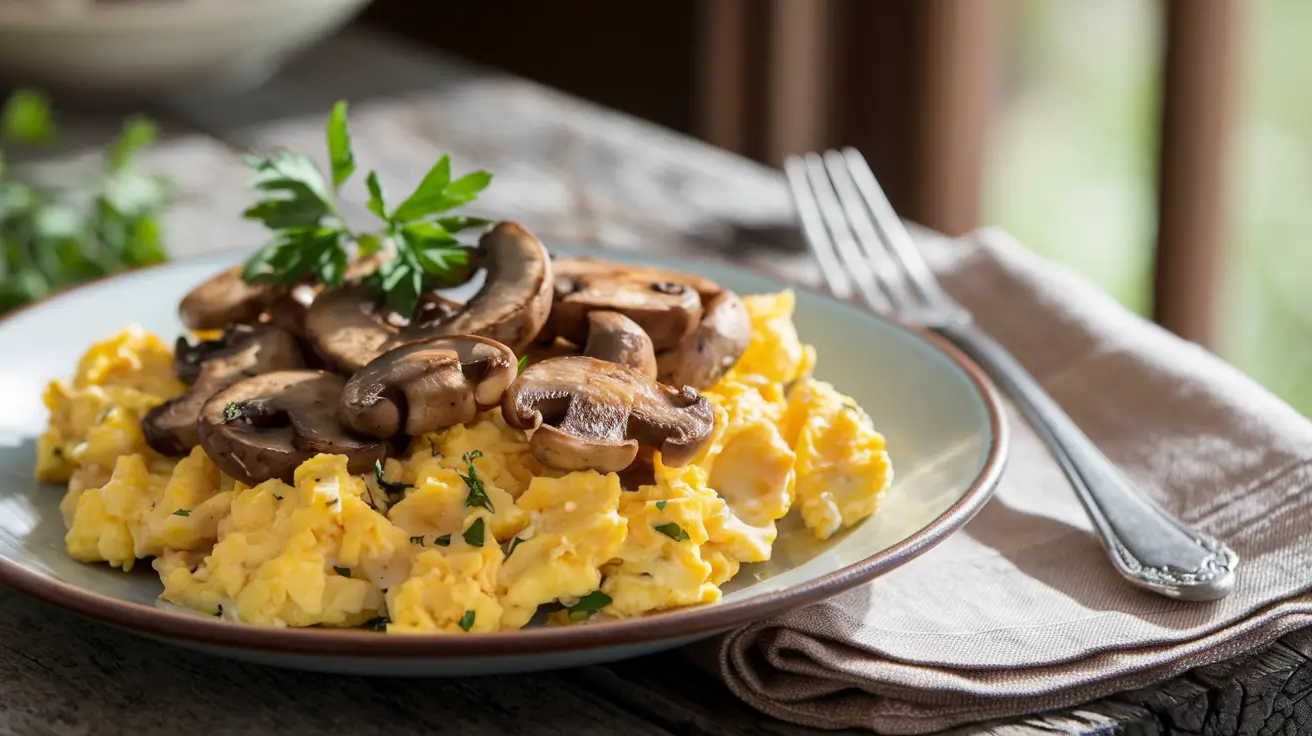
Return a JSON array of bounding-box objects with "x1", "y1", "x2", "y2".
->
[{"x1": 5, "y1": 26, "x2": 1309, "y2": 736}]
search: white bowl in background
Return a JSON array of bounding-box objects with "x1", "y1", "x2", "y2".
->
[{"x1": 0, "y1": 0, "x2": 373, "y2": 96}]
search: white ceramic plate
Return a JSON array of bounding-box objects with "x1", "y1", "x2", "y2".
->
[{"x1": 0, "y1": 248, "x2": 1006, "y2": 675}]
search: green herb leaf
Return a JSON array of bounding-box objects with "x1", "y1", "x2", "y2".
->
[
  {"x1": 655, "y1": 500, "x2": 667, "y2": 511},
  {"x1": 566, "y1": 591, "x2": 612, "y2": 621},
  {"x1": 433, "y1": 215, "x2": 490, "y2": 233},
  {"x1": 391, "y1": 155, "x2": 450, "y2": 222},
  {"x1": 365, "y1": 171, "x2": 387, "y2": 221},
  {"x1": 222, "y1": 402, "x2": 242, "y2": 423},
  {"x1": 363, "y1": 616, "x2": 390, "y2": 631},
  {"x1": 653, "y1": 522, "x2": 690, "y2": 542},
  {"x1": 434, "y1": 534, "x2": 452, "y2": 547},
  {"x1": 273, "y1": 494, "x2": 284, "y2": 501},
  {"x1": 244, "y1": 151, "x2": 336, "y2": 217},
  {"x1": 462, "y1": 517, "x2": 486, "y2": 547},
  {"x1": 502, "y1": 536, "x2": 524, "y2": 557},
  {"x1": 517, "y1": 355, "x2": 528, "y2": 375},
  {"x1": 357, "y1": 232, "x2": 384, "y2": 256},
  {"x1": 325, "y1": 100, "x2": 355, "y2": 189},
  {"x1": 333, "y1": 566, "x2": 351, "y2": 577},
  {"x1": 172, "y1": 509, "x2": 191, "y2": 517},
  {"x1": 410, "y1": 535, "x2": 425, "y2": 546},
  {"x1": 374, "y1": 459, "x2": 413, "y2": 501},
  {"x1": 215, "y1": 605, "x2": 223, "y2": 617},
  {"x1": 458, "y1": 610, "x2": 476, "y2": 632},
  {"x1": 107, "y1": 116, "x2": 158, "y2": 173},
  {"x1": 460, "y1": 450, "x2": 493, "y2": 512},
  {"x1": 0, "y1": 89, "x2": 54, "y2": 144}
]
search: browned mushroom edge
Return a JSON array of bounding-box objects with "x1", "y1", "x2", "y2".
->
[
  {"x1": 197, "y1": 370, "x2": 386, "y2": 486},
  {"x1": 339, "y1": 336, "x2": 518, "y2": 439},
  {"x1": 579, "y1": 310, "x2": 657, "y2": 378},
  {"x1": 501, "y1": 356, "x2": 716, "y2": 474},
  {"x1": 303, "y1": 221, "x2": 554, "y2": 374},
  {"x1": 547, "y1": 258, "x2": 751, "y2": 389},
  {"x1": 143, "y1": 324, "x2": 306, "y2": 456}
]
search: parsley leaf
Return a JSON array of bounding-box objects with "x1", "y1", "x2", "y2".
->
[
  {"x1": 172, "y1": 509, "x2": 191, "y2": 517},
  {"x1": 655, "y1": 500, "x2": 667, "y2": 511},
  {"x1": 502, "y1": 536, "x2": 524, "y2": 557},
  {"x1": 222, "y1": 402, "x2": 242, "y2": 423},
  {"x1": 325, "y1": 100, "x2": 355, "y2": 189},
  {"x1": 363, "y1": 616, "x2": 390, "y2": 632},
  {"x1": 410, "y1": 535, "x2": 425, "y2": 546},
  {"x1": 654, "y1": 522, "x2": 690, "y2": 542},
  {"x1": 463, "y1": 518, "x2": 486, "y2": 547},
  {"x1": 107, "y1": 116, "x2": 158, "y2": 173},
  {"x1": 517, "y1": 355, "x2": 528, "y2": 375},
  {"x1": 567, "y1": 591, "x2": 612, "y2": 621},
  {"x1": 0, "y1": 89, "x2": 53, "y2": 144},
  {"x1": 374, "y1": 459, "x2": 413, "y2": 502},
  {"x1": 460, "y1": 450, "x2": 493, "y2": 511},
  {"x1": 458, "y1": 610, "x2": 476, "y2": 632},
  {"x1": 365, "y1": 171, "x2": 387, "y2": 220},
  {"x1": 434, "y1": 534, "x2": 452, "y2": 547},
  {"x1": 333, "y1": 566, "x2": 351, "y2": 577}
]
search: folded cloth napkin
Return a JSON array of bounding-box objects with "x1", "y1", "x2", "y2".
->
[{"x1": 709, "y1": 226, "x2": 1312, "y2": 734}]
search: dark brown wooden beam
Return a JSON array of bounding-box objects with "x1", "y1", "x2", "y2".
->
[
  {"x1": 1153, "y1": 0, "x2": 1246, "y2": 347},
  {"x1": 905, "y1": 0, "x2": 1004, "y2": 236}
]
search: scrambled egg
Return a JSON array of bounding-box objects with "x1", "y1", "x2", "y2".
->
[{"x1": 39, "y1": 291, "x2": 893, "y2": 632}]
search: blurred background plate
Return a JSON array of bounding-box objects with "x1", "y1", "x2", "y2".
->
[{"x1": 0, "y1": 0, "x2": 372, "y2": 95}]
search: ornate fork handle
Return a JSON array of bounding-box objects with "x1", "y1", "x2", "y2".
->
[{"x1": 938, "y1": 321, "x2": 1238, "y2": 601}]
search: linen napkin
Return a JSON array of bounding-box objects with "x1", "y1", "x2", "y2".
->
[{"x1": 710, "y1": 226, "x2": 1312, "y2": 734}]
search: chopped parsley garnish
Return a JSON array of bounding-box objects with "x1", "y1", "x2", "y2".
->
[
  {"x1": 237, "y1": 99, "x2": 491, "y2": 317},
  {"x1": 215, "y1": 605, "x2": 223, "y2": 618},
  {"x1": 462, "y1": 518, "x2": 486, "y2": 547},
  {"x1": 459, "y1": 450, "x2": 493, "y2": 512},
  {"x1": 567, "y1": 591, "x2": 613, "y2": 621},
  {"x1": 502, "y1": 536, "x2": 524, "y2": 557},
  {"x1": 655, "y1": 500, "x2": 667, "y2": 511},
  {"x1": 430, "y1": 441, "x2": 441, "y2": 458},
  {"x1": 333, "y1": 566, "x2": 351, "y2": 577},
  {"x1": 221, "y1": 401, "x2": 242, "y2": 423},
  {"x1": 653, "y1": 522, "x2": 690, "y2": 542},
  {"x1": 434, "y1": 534, "x2": 452, "y2": 547},
  {"x1": 410, "y1": 535, "x2": 425, "y2": 546},
  {"x1": 324, "y1": 497, "x2": 338, "y2": 508},
  {"x1": 374, "y1": 459, "x2": 413, "y2": 502},
  {"x1": 363, "y1": 616, "x2": 390, "y2": 632},
  {"x1": 517, "y1": 355, "x2": 528, "y2": 374},
  {"x1": 96, "y1": 406, "x2": 115, "y2": 424},
  {"x1": 458, "y1": 610, "x2": 476, "y2": 632},
  {"x1": 171, "y1": 509, "x2": 191, "y2": 517},
  {"x1": 273, "y1": 494, "x2": 284, "y2": 501},
  {"x1": 51, "y1": 446, "x2": 62, "y2": 458}
]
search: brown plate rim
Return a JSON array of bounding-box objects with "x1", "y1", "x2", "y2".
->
[{"x1": 0, "y1": 246, "x2": 1009, "y2": 659}]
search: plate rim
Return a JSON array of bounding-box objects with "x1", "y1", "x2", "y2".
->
[{"x1": 0, "y1": 247, "x2": 1009, "y2": 658}]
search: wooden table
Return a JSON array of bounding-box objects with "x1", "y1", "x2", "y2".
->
[{"x1": 7, "y1": 28, "x2": 1310, "y2": 736}]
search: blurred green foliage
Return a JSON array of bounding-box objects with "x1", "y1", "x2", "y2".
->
[
  {"x1": 0, "y1": 90, "x2": 170, "y2": 315},
  {"x1": 984, "y1": 0, "x2": 1312, "y2": 415}
]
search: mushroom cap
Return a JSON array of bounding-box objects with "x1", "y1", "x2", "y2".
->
[
  {"x1": 339, "y1": 336, "x2": 518, "y2": 439},
  {"x1": 547, "y1": 258, "x2": 711, "y2": 350},
  {"x1": 197, "y1": 370, "x2": 386, "y2": 485},
  {"x1": 304, "y1": 221, "x2": 553, "y2": 373},
  {"x1": 501, "y1": 356, "x2": 715, "y2": 473},
  {"x1": 143, "y1": 324, "x2": 306, "y2": 456},
  {"x1": 655, "y1": 290, "x2": 752, "y2": 389},
  {"x1": 178, "y1": 267, "x2": 269, "y2": 332},
  {"x1": 581, "y1": 310, "x2": 657, "y2": 379}
]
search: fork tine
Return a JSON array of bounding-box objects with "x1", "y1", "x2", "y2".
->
[
  {"x1": 784, "y1": 156, "x2": 853, "y2": 300},
  {"x1": 840, "y1": 147, "x2": 953, "y2": 309},
  {"x1": 820, "y1": 150, "x2": 917, "y2": 313},
  {"x1": 799, "y1": 153, "x2": 890, "y2": 311}
]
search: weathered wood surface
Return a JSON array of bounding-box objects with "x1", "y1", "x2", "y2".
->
[{"x1": 5, "y1": 26, "x2": 1309, "y2": 736}]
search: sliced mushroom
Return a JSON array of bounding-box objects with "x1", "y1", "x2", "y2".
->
[
  {"x1": 548, "y1": 257, "x2": 749, "y2": 388},
  {"x1": 501, "y1": 356, "x2": 715, "y2": 473},
  {"x1": 655, "y1": 290, "x2": 751, "y2": 389},
  {"x1": 581, "y1": 310, "x2": 657, "y2": 378},
  {"x1": 179, "y1": 267, "x2": 269, "y2": 332},
  {"x1": 547, "y1": 259, "x2": 708, "y2": 350},
  {"x1": 179, "y1": 255, "x2": 388, "y2": 334},
  {"x1": 197, "y1": 370, "x2": 386, "y2": 485},
  {"x1": 143, "y1": 324, "x2": 306, "y2": 456},
  {"x1": 304, "y1": 221, "x2": 553, "y2": 373},
  {"x1": 340, "y1": 336, "x2": 518, "y2": 439}
]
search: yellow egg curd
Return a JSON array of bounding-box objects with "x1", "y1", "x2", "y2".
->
[{"x1": 38, "y1": 292, "x2": 893, "y2": 632}]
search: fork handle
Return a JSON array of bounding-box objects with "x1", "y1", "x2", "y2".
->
[{"x1": 937, "y1": 322, "x2": 1238, "y2": 601}]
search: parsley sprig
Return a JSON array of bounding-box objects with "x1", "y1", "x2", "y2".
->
[
  {"x1": 0, "y1": 89, "x2": 170, "y2": 315},
  {"x1": 460, "y1": 450, "x2": 494, "y2": 512},
  {"x1": 238, "y1": 100, "x2": 492, "y2": 316}
]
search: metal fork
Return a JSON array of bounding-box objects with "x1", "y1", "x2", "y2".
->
[{"x1": 786, "y1": 147, "x2": 1237, "y2": 602}]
